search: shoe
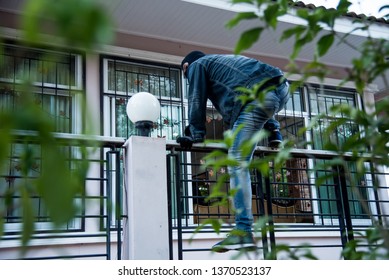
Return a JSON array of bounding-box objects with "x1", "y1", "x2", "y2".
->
[
  {"x1": 268, "y1": 129, "x2": 282, "y2": 148},
  {"x1": 212, "y1": 231, "x2": 257, "y2": 253}
]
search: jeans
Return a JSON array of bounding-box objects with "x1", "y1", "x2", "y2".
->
[{"x1": 228, "y1": 81, "x2": 290, "y2": 233}]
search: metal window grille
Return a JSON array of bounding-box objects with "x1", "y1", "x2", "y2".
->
[
  {"x1": 101, "y1": 56, "x2": 184, "y2": 140},
  {"x1": 0, "y1": 42, "x2": 84, "y2": 231}
]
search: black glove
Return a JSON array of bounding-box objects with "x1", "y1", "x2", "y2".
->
[
  {"x1": 184, "y1": 125, "x2": 191, "y2": 136},
  {"x1": 177, "y1": 125, "x2": 204, "y2": 149},
  {"x1": 176, "y1": 136, "x2": 194, "y2": 150}
]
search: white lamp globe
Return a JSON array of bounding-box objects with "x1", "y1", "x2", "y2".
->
[{"x1": 126, "y1": 92, "x2": 160, "y2": 123}]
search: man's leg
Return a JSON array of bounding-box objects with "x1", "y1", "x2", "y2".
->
[
  {"x1": 212, "y1": 101, "x2": 269, "y2": 252},
  {"x1": 264, "y1": 80, "x2": 290, "y2": 148},
  {"x1": 264, "y1": 119, "x2": 283, "y2": 148},
  {"x1": 212, "y1": 83, "x2": 289, "y2": 252}
]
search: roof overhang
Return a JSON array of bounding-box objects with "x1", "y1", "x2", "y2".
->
[{"x1": 0, "y1": 0, "x2": 388, "y2": 91}]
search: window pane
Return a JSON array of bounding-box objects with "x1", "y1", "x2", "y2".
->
[
  {"x1": 1, "y1": 45, "x2": 79, "y2": 88},
  {"x1": 0, "y1": 43, "x2": 83, "y2": 133},
  {"x1": 285, "y1": 86, "x2": 304, "y2": 112},
  {"x1": 0, "y1": 54, "x2": 15, "y2": 80},
  {"x1": 308, "y1": 85, "x2": 359, "y2": 150},
  {"x1": 107, "y1": 60, "x2": 180, "y2": 98},
  {"x1": 309, "y1": 86, "x2": 356, "y2": 115},
  {"x1": 153, "y1": 104, "x2": 182, "y2": 139}
]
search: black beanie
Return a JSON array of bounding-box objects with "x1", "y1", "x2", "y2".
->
[{"x1": 181, "y1": 51, "x2": 206, "y2": 70}]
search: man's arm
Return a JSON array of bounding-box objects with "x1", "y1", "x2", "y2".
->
[
  {"x1": 176, "y1": 62, "x2": 208, "y2": 149},
  {"x1": 186, "y1": 62, "x2": 208, "y2": 142}
]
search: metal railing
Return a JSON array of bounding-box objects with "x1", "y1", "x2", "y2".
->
[
  {"x1": 166, "y1": 140, "x2": 389, "y2": 259},
  {"x1": 0, "y1": 131, "x2": 125, "y2": 260},
  {"x1": 1, "y1": 134, "x2": 388, "y2": 260}
]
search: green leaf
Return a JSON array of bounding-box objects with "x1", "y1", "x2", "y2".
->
[
  {"x1": 234, "y1": 27, "x2": 263, "y2": 54},
  {"x1": 231, "y1": 0, "x2": 254, "y2": 4},
  {"x1": 317, "y1": 33, "x2": 334, "y2": 57},
  {"x1": 379, "y1": 5, "x2": 389, "y2": 12},
  {"x1": 290, "y1": 39, "x2": 303, "y2": 60},
  {"x1": 264, "y1": 4, "x2": 280, "y2": 29},
  {"x1": 337, "y1": 0, "x2": 352, "y2": 13},
  {"x1": 280, "y1": 25, "x2": 306, "y2": 42},
  {"x1": 241, "y1": 130, "x2": 268, "y2": 156},
  {"x1": 21, "y1": 0, "x2": 46, "y2": 43},
  {"x1": 0, "y1": 216, "x2": 4, "y2": 238},
  {"x1": 36, "y1": 143, "x2": 84, "y2": 226},
  {"x1": 296, "y1": 8, "x2": 309, "y2": 19},
  {"x1": 20, "y1": 145, "x2": 36, "y2": 177},
  {"x1": 225, "y1": 12, "x2": 258, "y2": 29},
  {"x1": 209, "y1": 219, "x2": 223, "y2": 234},
  {"x1": 320, "y1": 9, "x2": 337, "y2": 28},
  {"x1": 0, "y1": 126, "x2": 11, "y2": 173},
  {"x1": 21, "y1": 186, "x2": 34, "y2": 248},
  {"x1": 22, "y1": 0, "x2": 113, "y2": 49}
]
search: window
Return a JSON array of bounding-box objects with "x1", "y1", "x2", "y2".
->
[
  {"x1": 305, "y1": 85, "x2": 371, "y2": 225},
  {"x1": 102, "y1": 57, "x2": 183, "y2": 139},
  {"x1": 0, "y1": 43, "x2": 84, "y2": 233},
  {"x1": 308, "y1": 85, "x2": 360, "y2": 150}
]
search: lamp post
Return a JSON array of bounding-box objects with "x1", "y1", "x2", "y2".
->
[
  {"x1": 126, "y1": 92, "x2": 160, "y2": 137},
  {"x1": 123, "y1": 91, "x2": 168, "y2": 259}
]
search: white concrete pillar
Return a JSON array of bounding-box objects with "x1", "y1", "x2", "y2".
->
[
  {"x1": 363, "y1": 85, "x2": 389, "y2": 225},
  {"x1": 122, "y1": 136, "x2": 169, "y2": 259}
]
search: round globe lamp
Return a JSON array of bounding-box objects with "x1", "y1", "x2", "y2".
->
[{"x1": 126, "y1": 92, "x2": 160, "y2": 137}]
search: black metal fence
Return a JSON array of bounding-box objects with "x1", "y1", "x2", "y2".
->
[
  {"x1": 1, "y1": 134, "x2": 388, "y2": 260},
  {"x1": 0, "y1": 132, "x2": 125, "y2": 260},
  {"x1": 166, "y1": 141, "x2": 389, "y2": 259}
]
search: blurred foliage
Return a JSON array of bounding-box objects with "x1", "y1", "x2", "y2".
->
[
  {"x1": 21, "y1": 0, "x2": 114, "y2": 49},
  {"x1": 342, "y1": 227, "x2": 389, "y2": 260},
  {"x1": 201, "y1": 0, "x2": 389, "y2": 259},
  {"x1": 0, "y1": 0, "x2": 114, "y2": 252}
]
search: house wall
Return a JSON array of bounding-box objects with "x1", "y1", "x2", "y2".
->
[
  {"x1": 173, "y1": 233, "x2": 344, "y2": 260},
  {"x1": 0, "y1": 237, "x2": 119, "y2": 260}
]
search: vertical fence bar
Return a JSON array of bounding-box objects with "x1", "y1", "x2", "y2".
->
[
  {"x1": 332, "y1": 165, "x2": 349, "y2": 254},
  {"x1": 370, "y1": 162, "x2": 384, "y2": 226},
  {"x1": 256, "y1": 168, "x2": 270, "y2": 259},
  {"x1": 114, "y1": 148, "x2": 122, "y2": 260},
  {"x1": 264, "y1": 173, "x2": 277, "y2": 259},
  {"x1": 105, "y1": 148, "x2": 123, "y2": 260},
  {"x1": 166, "y1": 153, "x2": 174, "y2": 260},
  {"x1": 338, "y1": 164, "x2": 354, "y2": 244},
  {"x1": 174, "y1": 152, "x2": 184, "y2": 260},
  {"x1": 105, "y1": 150, "x2": 113, "y2": 260}
]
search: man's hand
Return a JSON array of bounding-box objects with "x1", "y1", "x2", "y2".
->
[
  {"x1": 177, "y1": 126, "x2": 204, "y2": 149},
  {"x1": 176, "y1": 136, "x2": 194, "y2": 150}
]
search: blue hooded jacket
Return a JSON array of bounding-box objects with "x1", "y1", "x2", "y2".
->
[{"x1": 185, "y1": 54, "x2": 284, "y2": 142}]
